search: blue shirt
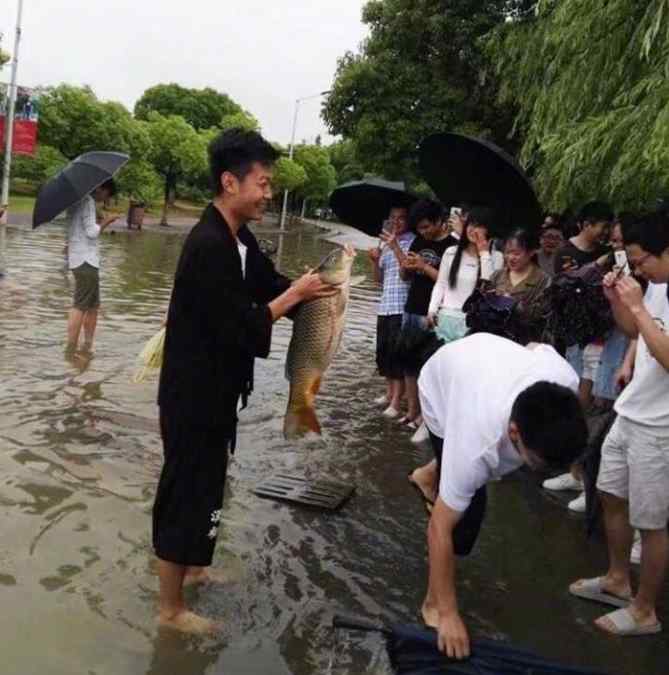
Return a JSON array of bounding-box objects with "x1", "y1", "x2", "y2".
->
[{"x1": 378, "y1": 232, "x2": 415, "y2": 316}]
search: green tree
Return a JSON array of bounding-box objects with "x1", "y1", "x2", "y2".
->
[
  {"x1": 328, "y1": 139, "x2": 365, "y2": 185},
  {"x1": 143, "y1": 112, "x2": 207, "y2": 225},
  {"x1": 219, "y1": 110, "x2": 261, "y2": 132},
  {"x1": 490, "y1": 0, "x2": 669, "y2": 210},
  {"x1": 134, "y1": 83, "x2": 243, "y2": 131},
  {"x1": 323, "y1": 0, "x2": 531, "y2": 185},
  {"x1": 294, "y1": 145, "x2": 337, "y2": 212},
  {"x1": 39, "y1": 85, "x2": 151, "y2": 160},
  {"x1": 273, "y1": 156, "x2": 307, "y2": 193},
  {"x1": 115, "y1": 160, "x2": 163, "y2": 207},
  {"x1": 10, "y1": 145, "x2": 66, "y2": 186},
  {"x1": 0, "y1": 34, "x2": 9, "y2": 68}
]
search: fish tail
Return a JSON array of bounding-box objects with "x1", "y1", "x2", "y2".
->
[
  {"x1": 283, "y1": 405, "x2": 322, "y2": 439},
  {"x1": 284, "y1": 374, "x2": 322, "y2": 439}
]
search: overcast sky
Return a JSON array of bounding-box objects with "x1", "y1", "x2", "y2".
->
[{"x1": 0, "y1": 0, "x2": 367, "y2": 144}]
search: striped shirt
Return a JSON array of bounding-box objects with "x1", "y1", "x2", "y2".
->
[{"x1": 378, "y1": 232, "x2": 415, "y2": 316}]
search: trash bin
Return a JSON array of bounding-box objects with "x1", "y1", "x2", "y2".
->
[{"x1": 127, "y1": 201, "x2": 145, "y2": 230}]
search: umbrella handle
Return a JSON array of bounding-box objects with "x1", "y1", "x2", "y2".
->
[{"x1": 332, "y1": 614, "x2": 389, "y2": 635}]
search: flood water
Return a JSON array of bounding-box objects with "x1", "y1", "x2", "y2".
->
[{"x1": 0, "y1": 220, "x2": 666, "y2": 675}]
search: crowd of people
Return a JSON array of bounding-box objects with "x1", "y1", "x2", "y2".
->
[
  {"x1": 368, "y1": 198, "x2": 669, "y2": 656},
  {"x1": 50, "y1": 127, "x2": 667, "y2": 659}
]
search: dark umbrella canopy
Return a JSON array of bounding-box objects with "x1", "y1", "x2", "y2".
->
[
  {"x1": 329, "y1": 178, "x2": 418, "y2": 237},
  {"x1": 33, "y1": 151, "x2": 130, "y2": 228},
  {"x1": 333, "y1": 616, "x2": 608, "y2": 675},
  {"x1": 418, "y1": 133, "x2": 542, "y2": 235}
]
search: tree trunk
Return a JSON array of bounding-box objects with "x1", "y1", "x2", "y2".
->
[
  {"x1": 160, "y1": 173, "x2": 176, "y2": 226},
  {"x1": 300, "y1": 197, "x2": 308, "y2": 219}
]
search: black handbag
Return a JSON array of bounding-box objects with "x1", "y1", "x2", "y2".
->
[{"x1": 546, "y1": 264, "x2": 614, "y2": 348}]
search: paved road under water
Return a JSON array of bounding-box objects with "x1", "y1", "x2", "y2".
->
[{"x1": 0, "y1": 221, "x2": 666, "y2": 675}]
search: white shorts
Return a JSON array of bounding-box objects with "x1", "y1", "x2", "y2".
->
[{"x1": 597, "y1": 416, "x2": 669, "y2": 530}]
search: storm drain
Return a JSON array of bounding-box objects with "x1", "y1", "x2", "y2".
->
[{"x1": 253, "y1": 473, "x2": 355, "y2": 510}]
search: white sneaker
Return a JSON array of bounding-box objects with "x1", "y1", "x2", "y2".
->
[
  {"x1": 382, "y1": 405, "x2": 400, "y2": 419},
  {"x1": 542, "y1": 473, "x2": 583, "y2": 491},
  {"x1": 411, "y1": 423, "x2": 430, "y2": 445},
  {"x1": 630, "y1": 531, "x2": 642, "y2": 565},
  {"x1": 374, "y1": 395, "x2": 389, "y2": 406},
  {"x1": 567, "y1": 492, "x2": 587, "y2": 513}
]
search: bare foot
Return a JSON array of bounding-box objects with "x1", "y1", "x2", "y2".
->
[
  {"x1": 158, "y1": 609, "x2": 220, "y2": 634},
  {"x1": 421, "y1": 600, "x2": 439, "y2": 628},
  {"x1": 409, "y1": 468, "x2": 436, "y2": 504},
  {"x1": 184, "y1": 568, "x2": 229, "y2": 587}
]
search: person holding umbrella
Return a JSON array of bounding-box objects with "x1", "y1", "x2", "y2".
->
[{"x1": 65, "y1": 180, "x2": 119, "y2": 352}]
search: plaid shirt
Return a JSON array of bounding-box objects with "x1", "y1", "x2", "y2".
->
[{"x1": 378, "y1": 232, "x2": 415, "y2": 315}]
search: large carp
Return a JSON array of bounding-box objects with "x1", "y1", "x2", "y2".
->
[{"x1": 284, "y1": 244, "x2": 357, "y2": 438}]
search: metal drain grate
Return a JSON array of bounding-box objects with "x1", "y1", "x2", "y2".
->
[{"x1": 254, "y1": 473, "x2": 355, "y2": 510}]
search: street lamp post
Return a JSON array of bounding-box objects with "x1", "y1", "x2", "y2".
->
[
  {"x1": 1, "y1": 0, "x2": 25, "y2": 226},
  {"x1": 278, "y1": 89, "x2": 330, "y2": 232}
]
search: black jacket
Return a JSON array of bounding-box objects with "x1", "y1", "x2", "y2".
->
[{"x1": 158, "y1": 204, "x2": 291, "y2": 440}]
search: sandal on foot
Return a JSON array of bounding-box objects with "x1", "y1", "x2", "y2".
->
[
  {"x1": 408, "y1": 473, "x2": 435, "y2": 513},
  {"x1": 596, "y1": 608, "x2": 662, "y2": 636},
  {"x1": 569, "y1": 577, "x2": 631, "y2": 608}
]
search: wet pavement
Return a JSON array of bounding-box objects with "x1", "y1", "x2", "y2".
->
[{"x1": 0, "y1": 220, "x2": 666, "y2": 675}]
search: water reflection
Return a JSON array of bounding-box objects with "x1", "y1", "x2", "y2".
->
[{"x1": 0, "y1": 223, "x2": 665, "y2": 675}]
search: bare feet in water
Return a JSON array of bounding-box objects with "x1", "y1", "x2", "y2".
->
[
  {"x1": 158, "y1": 609, "x2": 220, "y2": 634},
  {"x1": 183, "y1": 567, "x2": 229, "y2": 587},
  {"x1": 409, "y1": 466, "x2": 437, "y2": 504}
]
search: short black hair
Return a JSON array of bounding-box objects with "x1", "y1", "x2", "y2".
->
[
  {"x1": 409, "y1": 199, "x2": 444, "y2": 230},
  {"x1": 99, "y1": 178, "x2": 116, "y2": 197},
  {"x1": 505, "y1": 227, "x2": 540, "y2": 252},
  {"x1": 578, "y1": 200, "x2": 614, "y2": 226},
  {"x1": 622, "y1": 211, "x2": 669, "y2": 257},
  {"x1": 510, "y1": 382, "x2": 588, "y2": 470},
  {"x1": 467, "y1": 205, "x2": 497, "y2": 231},
  {"x1": 208, "y1": 128, "x2": 279, "y2": 195}
]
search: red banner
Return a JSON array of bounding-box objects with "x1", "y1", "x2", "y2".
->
[{"x1": 0, "y1": 116, "x2": 38, "y2": 156}]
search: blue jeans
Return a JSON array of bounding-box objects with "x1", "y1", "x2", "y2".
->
[{"x1": 593, "y1": 329, "x2": 629, "y2": 401}]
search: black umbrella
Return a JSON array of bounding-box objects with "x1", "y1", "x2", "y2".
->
[
  {"x1": 329, "y1": 177, "x2": 418, "y2": 237},
  {"x1": 32, "y1": 151, "x2": 130, "y2": 228},
  {"x1": 333, "y1": 616, "x2": 608, "y2": 675},
  {"x1": 418, "y1": 133, "x2": 542, "y2": 235}
]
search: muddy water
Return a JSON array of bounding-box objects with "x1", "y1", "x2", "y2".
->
[{"x1": 0, "y1": 222, "x2": 666, "y2": 675}]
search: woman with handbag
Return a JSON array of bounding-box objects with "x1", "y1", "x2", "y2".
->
[{"x1": 470, "y1": 228, "x2": 551, "y2": 345}]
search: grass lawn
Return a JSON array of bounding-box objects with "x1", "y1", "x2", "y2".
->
[{"x1": 6, "y1": 193, "x2": 207, "y2": 220}]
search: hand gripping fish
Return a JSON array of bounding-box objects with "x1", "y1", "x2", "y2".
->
[{"x1": 284, "y1": 245, "x2": 357, "y2": 438}]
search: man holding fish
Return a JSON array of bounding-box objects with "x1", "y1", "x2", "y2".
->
[{"x1": 153, "y1": 129, "x2": 339, "y2": 633}]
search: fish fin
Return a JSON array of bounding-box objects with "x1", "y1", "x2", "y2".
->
[
  {"x1": 349, "y1": 275, "x2": 366, "y2": 287},
  {"x1": 283, "y1": 406, "x2": 322, "y2": 439}
]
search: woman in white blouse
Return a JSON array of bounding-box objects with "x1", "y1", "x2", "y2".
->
[
  {"x1": 410, "y1": 207, "x2": 504, "y2": 500},
  {"x1": 427, "y1": 206, "x2": 504, "y2": 343}
]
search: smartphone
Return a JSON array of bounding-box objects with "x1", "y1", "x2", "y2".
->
[
  {"x1": 614, "y1": 250, "x2": 630, "y2": 275},
  {"x1": 450, "y1": 207, "x2": 462, "y2": 218}
]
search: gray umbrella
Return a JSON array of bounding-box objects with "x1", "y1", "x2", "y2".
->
[{"x1": 32, "y1": 151, "x2": 130, "y2": 228}]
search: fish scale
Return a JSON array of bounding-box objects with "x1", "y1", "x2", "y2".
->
[{"x1": 284, "y1": 246, "x2": 355, "y2": 438}]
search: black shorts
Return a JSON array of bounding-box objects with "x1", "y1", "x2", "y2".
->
[
  {"x1": 153, "y1": 411, "x2": 230, "y2": 567},
  {"x1": 429, "y1": 431, "x2": 487, "y2": 557},
  {"x1": 72, "y1": 262, "x2": 100, "y2": 310},
  {"x1": 376, "y1": 314, "x2": 404, "y2": 379}
]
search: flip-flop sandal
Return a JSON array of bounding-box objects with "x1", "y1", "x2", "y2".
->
[
  {"x1": 406, "y1": 421, "x2": 419, "y2": 430},
  {"x1": 569, "y1": 577, "x2": 631, "y2": 608},
  {"x1": 596, "y1": 607, "x2": 662, "y2": 637}
]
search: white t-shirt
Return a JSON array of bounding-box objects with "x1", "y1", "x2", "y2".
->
[
  {"x1": 67, "y1": 196, "x2": 101, "y2": 269},
  {"x1": 237, "y1": 240, "x2": 248, "y2": 279},
  {"x1": 615, "y1": 282, "x2": 669, "y2": 427},
  {"x1": 418, "y1": 333, "x2": 579, "y2": 512},
  {"x1": 428, "y1": 246, "x2": 504, "y2": 315}
]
